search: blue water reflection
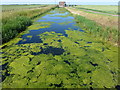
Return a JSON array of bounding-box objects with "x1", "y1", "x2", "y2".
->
[{"x1": 17, "y1": 8, "x2": 84, "y2": 44}]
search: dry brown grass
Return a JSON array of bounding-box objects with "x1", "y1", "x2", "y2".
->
[{"x1": 66, "y1": 7, "x2": 118, "y2": 30}]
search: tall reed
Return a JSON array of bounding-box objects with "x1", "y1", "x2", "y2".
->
[{"x1": 75, "y1": 15, "x2": 118, "y2": 45}]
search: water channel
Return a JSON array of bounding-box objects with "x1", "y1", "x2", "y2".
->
[
  {"x1": 2, "y1": 8, "x2": 118, "y2": 88},
  {"x1": 18, "y1": 8, "x2": 84, "y2": 44}
]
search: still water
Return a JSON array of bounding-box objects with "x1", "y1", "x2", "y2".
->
[{"x1": 18, "y1": 8, "x2": 84, "y2": 44}]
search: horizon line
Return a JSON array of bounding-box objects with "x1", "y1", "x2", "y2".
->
[{"x1": 1, "y1": 2, "x2": 119, "y2": 5}]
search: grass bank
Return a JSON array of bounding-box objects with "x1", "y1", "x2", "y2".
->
[
  {"x1": 66, "y1": 7, "x2": 118, "y2": 46},
  {"x1": 75, "y1": 15, "x2": 118, "y2": 45},
  {"x1": 2, "y1": 5, "x2": 57, "y2": 43}
]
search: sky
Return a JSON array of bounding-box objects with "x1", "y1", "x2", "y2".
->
[{"x1": 1, "y1": 0, "x2": 120, "y2": 5}]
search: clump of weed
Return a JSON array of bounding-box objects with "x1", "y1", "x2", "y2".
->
[{"x1": 2, "y1": 16, "x2": 32, "y2": 43}]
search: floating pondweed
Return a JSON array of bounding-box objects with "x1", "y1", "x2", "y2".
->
[
  {"x1": 27, "y1": 36, "x2": 32, "y2": 38},
  {"x1": 27, "y1": 22, "x2": 51, "y2": 30}
]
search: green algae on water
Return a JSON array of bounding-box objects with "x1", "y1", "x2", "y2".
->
[
  {"x1": 27, "y1": 22, "x2": 51, "y2": 30},
  {"x1": 27, "y1": 36, "x2": 32, "y2": 38},
  {"x1": 1, "y1": 8, "x2": 118, "y2": 88}
]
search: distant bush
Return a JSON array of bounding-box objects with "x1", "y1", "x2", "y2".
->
[{"x1": 2, "y1": 16, "x2": 32, "y2": 43}]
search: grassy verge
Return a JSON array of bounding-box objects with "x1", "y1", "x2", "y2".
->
[
  {"x1": 2, "y1": 5, "x2": 57, "y2": 43},
  {"x1": 74, "y1": 15, "x2": 118, "y2": 45}
]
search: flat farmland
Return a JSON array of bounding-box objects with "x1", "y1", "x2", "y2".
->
[
  {"x1": 1, "y1": 5, "x2": 54, "y2": 19},
  {"x1": 75, "y1": 5, "x2": 118, "y2": 15},
  {"x1": 2, "y1": 5, "x2": 47, "y2": 12}
]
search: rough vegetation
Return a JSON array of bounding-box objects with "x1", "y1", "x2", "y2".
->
[
  {"x1": 74, "y1": 15, "x2": 118, "y2": 45},
  {"x1": 2, "y1": 16, "x2": 32, "y2": 43}
]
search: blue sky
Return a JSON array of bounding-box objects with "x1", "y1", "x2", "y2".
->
[{"x1": 1, "y1": 0, "x2": 120, "y2": 5}]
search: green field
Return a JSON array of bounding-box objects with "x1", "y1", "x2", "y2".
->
[
  {"x1": 1, "y1": 5, "x2": 54, "y2": 19},
  {"x1": 75, "y1": 5, "x2": 118, "y2": 14},
  {"x1": 2, "y1": 5, "x2": 47, "y2": 11}
]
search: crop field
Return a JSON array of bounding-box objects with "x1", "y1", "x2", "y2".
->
[
  {"x1": 1, "y1": 5, "x2": 119, "y2": 89},
  {"x1": 75, "y1": 5, "x2": 118, "y2": 15}
]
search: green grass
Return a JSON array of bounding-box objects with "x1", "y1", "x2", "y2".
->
[
  {"x1": 74, "y1": 15, "x2": 118, "y2": 45},
  {"x1": 2, "y1": 16, "x2": 32, "y2": 43},
  {"x1": 2, "y1": 5, "x2": 57, "y2": 21},
  {"x1": 2, "y1": 5, "x2": 47, "y2": 11},
  {"x1": 75, "y1": 5, "x2": 118, "y2": 15}
]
